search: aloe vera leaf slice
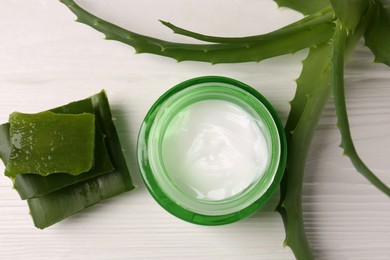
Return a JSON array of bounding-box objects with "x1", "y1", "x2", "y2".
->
[
  {"x1": 90, "y1": 91, "x2": 133, "y2": 187},
  {"x1": 14, "y1": 122, "x2": 114, "y2": 199},
  {"x1": 5, "y1": 111, "x2": 96, "y2": 178},
  {"x1": 15, "y1": 98, "x2": 114, "y2": 199},
  {"x1": 27, "y1": 90, "x2": 134, "y2": 229},
  {"x1": 0, "y1": 97, "x2": 114, "y2": 199},
  {"x1": 28, "y1": 164, "x2": 132, "y2": 229}
]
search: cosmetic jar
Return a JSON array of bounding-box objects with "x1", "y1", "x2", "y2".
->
[{"x1": 137, "y1": 76, "x2": 286, "y2": 225}]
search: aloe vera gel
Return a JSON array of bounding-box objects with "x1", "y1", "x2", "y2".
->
[{"x1": 138, "y1": 76, "x2": 286, "y2": 225}]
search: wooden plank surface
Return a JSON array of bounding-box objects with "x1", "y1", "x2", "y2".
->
[{"x1": 0, "y1": 1, "x2": 389, "y2": 259}]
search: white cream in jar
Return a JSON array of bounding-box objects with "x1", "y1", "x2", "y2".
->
[{"x1": 162, "y1": 99, "x2": 269, "y2": 201}]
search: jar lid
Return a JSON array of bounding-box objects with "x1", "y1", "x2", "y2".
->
[{"x1": 137, "y1": 76, "x2": 287, "y2": 225}]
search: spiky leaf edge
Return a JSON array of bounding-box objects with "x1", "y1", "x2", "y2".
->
[
  {"x1": 333, "y1": 13, "x2": 390, "y2": 197},
  {"x1": 59, "y1": 0, "x2": 334, "y2": 64},
  {"x1": 277, "y1": 42, "x2": 333, "y2": 260},
  {"x1": 159, "y1": 7, "x2": 334, "y2": 44}
]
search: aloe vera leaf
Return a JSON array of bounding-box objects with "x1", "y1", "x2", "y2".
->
[
  {"x1": 364, "y1": 2, "x2": 390, "y2": 66},
  {"x1": 0, "y1": 97, "x2": 114, "y2": 199},
  {"x1": 274, "y1": 0, "x2": 330, "y2": 15},
  {"x1": 280, "y1": 8, "x2": 390, "y2": 257},
  {"x1": 15, "y1": 122, "x2": 114, "y2": 200},
  {"x1": 5, "y1": 111, "x2": 95, "y2": 178},
  {"x1": 59, "y1": 0, "x2": 334, "y2": 63},
  {"x1": 160, "y1": 7, "x2": 334, "y2": 43},
  {"x1": 28, "y1": 166, "x2": 131, "y2": 229},
  {"x1": 27, "y1": 166, "x2": 129, "y2": 229},
  {"x1": 330, "y1": 0, "x2": 368, "y2": 31},
  {"x1": 90, "y1": 91, "x2": 134, "y2": 192},
  {"x1": 284, "y1": 45, "x2": 333, "y2": 144},
  {"x1": 333, "y1": 21, "x2": 390, "y2": 197},
  {"x1": 285, "y1": 1, "x2": 372, "y2": 150},
  {"x1": 277, "y1": 42, "x2": 333, "y2": 260},
  {"x1": 27, "y1": 91, "x2": 134, "y2": 229}
]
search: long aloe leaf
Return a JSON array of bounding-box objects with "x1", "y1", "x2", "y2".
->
[
  {"x1": 333, "y1": 21, "x2": 390, "y2": 197},
  {"x1": 59, "y1": 0, "x2": 334, "y2": 63},
  {"x1": 160, "y1": 7, "x2": 334, "y2": 44},
  {"x1": 277, "y1": 42, "x2": 333, "y2": 260}
]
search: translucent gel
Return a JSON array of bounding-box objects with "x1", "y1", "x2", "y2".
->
[{"x1": 162, "y1": 99, "x2": 269, "y2": 201}]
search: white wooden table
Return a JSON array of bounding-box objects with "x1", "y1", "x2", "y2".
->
[{"x1": 0, "y1": 1, "x2": 389, "y2": 259}]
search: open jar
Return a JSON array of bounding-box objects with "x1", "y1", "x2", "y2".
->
[{"x1": 137, "y1": 76, "x2": 286, "y2": 225}]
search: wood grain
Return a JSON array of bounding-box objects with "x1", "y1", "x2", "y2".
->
[{"x1": 0, "y1": 1, "x2": 388, "y2": 259}]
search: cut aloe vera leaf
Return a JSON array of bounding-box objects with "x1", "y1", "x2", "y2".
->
[
  {"x1": 90, "y1": 91, "x2": 134, "y2": 188},
  {"x1": 28, "y1": 166, "x2": 132, "y2": 229},
  {"x1": 0, "y1": 96, "x2": 98, "y2": 166},
  {"x1": 6, "y1": 111, "x2": 96, "y2": 178},
  {"x1": 15, "y1": 98, "x2": 114, "y2": 199},
  {"x1": 15, "y1": 122, "x2": 114, "y2": 199},
  {"x1": 0, "y1": 98, "x2": 114, "y2": 199},
  {"x1": 28, "y1": 90, "x2": 134, "y2": 229}
]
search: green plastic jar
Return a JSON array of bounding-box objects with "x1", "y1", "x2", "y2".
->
[{"x1": 137, "y1": 76, "x2": 286, "y2": 225}]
